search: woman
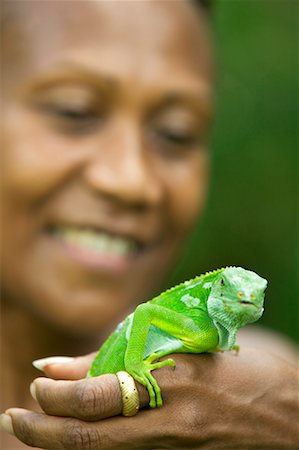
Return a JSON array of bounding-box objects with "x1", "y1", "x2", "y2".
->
[{"x1": 1, "y1": 1, "x2": 298, "y2": 449}]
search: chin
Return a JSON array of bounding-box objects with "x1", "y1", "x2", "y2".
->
[{"x1": 34, "y1": 291, "x2": 130, "y2": 337}]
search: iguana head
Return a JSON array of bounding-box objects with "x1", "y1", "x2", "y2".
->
[{"x1": 207, "y1": 267, "x2": 267, "y2": 349}]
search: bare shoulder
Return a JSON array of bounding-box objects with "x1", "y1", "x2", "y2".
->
[{"x1": 238, "y1": 325, "x2": 299, "y2": 366}]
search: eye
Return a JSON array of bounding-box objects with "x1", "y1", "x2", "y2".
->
[
  {"x1": 154, "y1": 127, "x2": 200, "y2": 149},
  {"x1": 156, "y1": 128, "x2": 196, "y2": 146},
  {"x1": 237, "y1": 292, "x2": 244, "y2": 299},
  {"x1": 40, "y1": 104, "x2": 99, "y2": 127},
  {"x1": 30, "y1": 85, "x2": 104, "y2": 134},
  {"x1": 151, "y1": 106, "x2": 204, "y2": 152},
  {"x1": 250, "y1": 294, "x2": 256, "y2": 300},
  {"x1": 50, "y1": 106, "x2": 95, "y2": 120}
]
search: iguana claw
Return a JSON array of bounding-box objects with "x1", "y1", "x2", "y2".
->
[{"x1": 128, "y1": 357, "x2": 176, "y2": 408}]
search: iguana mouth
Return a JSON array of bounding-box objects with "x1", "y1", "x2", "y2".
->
[{"x1": 239, "y1": 300, "x2": 255, "y2": 306}]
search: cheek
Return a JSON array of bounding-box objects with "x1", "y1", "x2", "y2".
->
[
  {"x1": 164, "y1": 152, "x2": 209, "y2": 232},
  {"x1": 2, "y1": 106, "x2": 85, "y2": 204}
]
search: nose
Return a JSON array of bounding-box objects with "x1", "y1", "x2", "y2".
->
[{"x1": 83, "y1": 120, "x2": 162, "y2": 209}]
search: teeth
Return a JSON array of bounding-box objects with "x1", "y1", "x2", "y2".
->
[{"x1": 53, "y1": 226, "x2": 137, "y2": 256}]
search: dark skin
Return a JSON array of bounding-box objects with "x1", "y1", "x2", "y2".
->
[
  {"x1": 1, "y1": 1, "x2": 298, "y2": 449},
  {"x1": 4, "y1": 351, "x2": 299, "y2": 449}
]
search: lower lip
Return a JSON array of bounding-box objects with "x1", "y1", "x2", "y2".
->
[{"x1": 47, "y1": 233, "x2": 140, "y2": 274}]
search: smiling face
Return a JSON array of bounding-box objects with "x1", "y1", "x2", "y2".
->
[{"x1": 1, "y1": 0, "x2": 214, "y2": 335}]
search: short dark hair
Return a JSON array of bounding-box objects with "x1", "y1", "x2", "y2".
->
[
  {"x1": 194, "y1": 0, "x2": 213, "y2": 13},
  {"x1": 199, "y1": 0, "x2": 212, "y2": 8}
]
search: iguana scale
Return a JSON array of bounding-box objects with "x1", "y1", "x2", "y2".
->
[{"x1": 88, "y1": 267, "x2": 267, "y2": 408}]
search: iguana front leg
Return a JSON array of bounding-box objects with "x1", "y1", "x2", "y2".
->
[{"x1": 124, "y1": 303, "x2": 214, "y2": 408}]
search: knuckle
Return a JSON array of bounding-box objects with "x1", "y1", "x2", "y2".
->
[
  {"x1": 63, "y1": 420, "x2": 101, "y2": 450},
  {"x1": 172, "y1": 354, "x2": 204, "y2": 381},
  {"x1": 178, "y1": 402, "x2": 207, "y2": 441},
  {"x1": 73, "y1": 380, "x2": 105, "y2": 420},
  {"x1": 15, "y1": 418, "x2": 35, "y2": 448},
  {"x1": 154, "y1": 404, "x2": 206, "y2": 447}
]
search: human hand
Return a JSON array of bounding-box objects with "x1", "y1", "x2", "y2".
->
[{"x1": 1, "y1": 350, "x2": 299, "y2": 449}]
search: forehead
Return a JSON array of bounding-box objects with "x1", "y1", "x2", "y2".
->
[{"x1": 3, "y1": 0, "x2": 214, "y2": 91}]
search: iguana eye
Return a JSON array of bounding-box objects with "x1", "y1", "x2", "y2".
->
[
  {"x1": 250, "y1": 294, "x2": 256, "y2": 300},
  {"x1": 237, "y1": 292, "x2": 244, "y2": 299}
]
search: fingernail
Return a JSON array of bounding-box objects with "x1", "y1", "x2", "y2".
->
[
  {"x1": 32, "y1": 356, "x2": 75, "y2": 371},
  {"x1": 30, "y1": 382, "x2": 37, "y2": 401},
  {"x1": 0, "y1": 413, "x2": 14, "y2": 435}
]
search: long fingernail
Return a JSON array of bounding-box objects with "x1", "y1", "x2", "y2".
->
[
  {"x1": 32, "y1": 356, "x2": 75, "y2": 371},
  {"x1": 0, "y1": 413, "x2": 14, "y2": 435},
  {"x1": 30, "y1": 382, "x2": 37, "y2": 401}
]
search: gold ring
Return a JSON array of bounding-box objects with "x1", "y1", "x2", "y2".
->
[{"x1": 116, "y1": 371, "x2": 139, "y2": 416}]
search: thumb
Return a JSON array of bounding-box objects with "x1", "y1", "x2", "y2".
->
[{"x1": 32, "y1": 353, "x2": 97, "y2": 380}]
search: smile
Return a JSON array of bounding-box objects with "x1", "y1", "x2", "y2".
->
[{"x1": 51, "y1": 225, "x2": 139, "y2": 257}]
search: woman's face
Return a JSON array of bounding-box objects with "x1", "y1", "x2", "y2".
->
[{"x1": 1, "y1": 0, "x2": 214, "y2": 335}]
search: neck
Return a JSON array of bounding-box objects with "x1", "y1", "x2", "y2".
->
[
  {"x1": 1, "y1": 297, "x2": 101, "y2": 411},
  {"x1": 213, "y1": 320, "x2": 237, "y2": 351}
]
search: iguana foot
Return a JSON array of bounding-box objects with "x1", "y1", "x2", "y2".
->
[
  {"x1": 128, "y1": 365, "x2": 160, "y2": 408},
  {"x1": 127, "y1": 356, "x2": 176, "y2": 408},
  {"x1": 232, "y1": 344, "x2": 240, "y2": 355},
  {"x1": 144, "y1": 353, "x2": 176, "y2": 370},
  {"x1": 126, "y1": 353, "x2": 176, "y2": 408}
]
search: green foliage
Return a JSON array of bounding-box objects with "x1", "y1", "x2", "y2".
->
[{"x1": 171, "y1": 0, "x2": 298, "y2": 343}]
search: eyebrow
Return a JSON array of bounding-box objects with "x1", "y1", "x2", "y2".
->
[
  {"x1": 23, "y1": 63, "x2": 117, "y2": 95},
  {"x1": 23, "y1": 62, "x2": 214, "y2": 118}
]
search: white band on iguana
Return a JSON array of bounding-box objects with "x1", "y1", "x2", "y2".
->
[{"x1": 116, "y1": 371, "x2": 140, "y2": 416}]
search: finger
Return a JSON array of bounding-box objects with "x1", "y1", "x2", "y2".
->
[
  {"x1": 33, "y1": 353, "x2": 97, "y2": 380},
  {"x1": 31, "y1": 375, "x2": 122, "y2": 420},
  {"x1": 6, "y1": 406, "x2": 170, "y2": 450},
  {"x1": 4, "y1": 409, "x2": 69, "y2": 450},
  {"x1": 31, "y1": 374, "x2": 149, "y2": 421}
]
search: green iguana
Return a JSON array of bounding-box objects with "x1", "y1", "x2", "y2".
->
[{"x1": 88, "y1": 267, "x2": 267, "y2": 408}]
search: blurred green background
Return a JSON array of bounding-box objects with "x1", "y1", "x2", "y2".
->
[{"x1": 170, "y1": 0, "x2": 298, "y2": 343}]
